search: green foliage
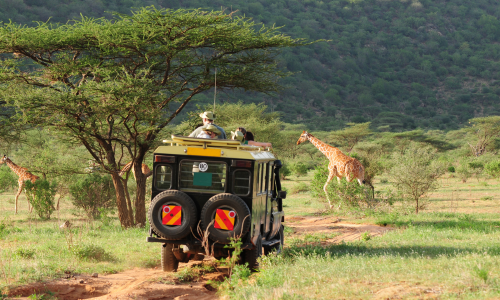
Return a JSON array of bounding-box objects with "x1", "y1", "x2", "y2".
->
[
  {"x1": 291, "y1": 162, "x2": 308, "y2": 177},
  {"x1": 24, "y1": 179, "x2": 57, "y2": 219},
  {"x1": 311, "y1": 160, "x2": 376, "y2": 210},
  {"x1": 485, "y1": 160, "x2": 500, "y2": 179},
  {"x1": 71, "y1": 244, "x2": 114, "y2": 262},
  {"x1": 280, "y1": 163, "x2": 291, "y2": 180},
  {"x1": 289, "y1": 182, "x2": 309, "y2": 195},
  {"x1": 0, "y1": 165, "x2": 16, "y2": 193},
  {"x1": 4, "y1": 2, "x2": 500, "y2": 130},
  {"x1": 69, "y1": 174, "x2": 116, "y2": 219},
  {"x1": 15, "y1": 247, "x2": 36, "y2": 259},
  {"x1": 448, "y1": 166, "x2": 456, "y2": 173},
  {"x1": 388, "y1": 143, "x2": 445, "y2": 213}
]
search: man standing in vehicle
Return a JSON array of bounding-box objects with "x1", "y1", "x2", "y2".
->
[{"x1": 189, "y1": 111, "x2": 227, "y2": 139}]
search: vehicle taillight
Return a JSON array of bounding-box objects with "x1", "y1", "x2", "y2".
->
[
  {"x1": 155, "y1": 155, "x2": 175, "y2": 163},
  {"x1": 232, "y1": 160, "x2": 252, "y2": 168}
]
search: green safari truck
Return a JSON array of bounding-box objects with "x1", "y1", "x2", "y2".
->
[{"x1": 147, "y1": 135, "x2": 286, "y2": 271}]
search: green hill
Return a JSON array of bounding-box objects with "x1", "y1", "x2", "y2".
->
[{"x1": 2, "y1": 0, "x2": 500, "y2": 131}]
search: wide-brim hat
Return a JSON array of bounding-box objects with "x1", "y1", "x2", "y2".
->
[
  {"x1": 205, "y1": 124, "x2": 221, "y2": 136},
  {"x1": 231, "y1": 130, "x2": 244, "y2": 142},
  {"x1": 199, "y1": 111, "x2": 215, "y2": 120}
]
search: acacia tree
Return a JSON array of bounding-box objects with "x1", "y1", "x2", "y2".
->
[
  {"x1": 0, "y1": 7, "x2": 309, "y2": 227},
  {"x1": 328, "y1": 122, "x2": 372, "y2": 154},
  {"x1": 464, "y1": 116, "x2": 500, "y2": 157}
]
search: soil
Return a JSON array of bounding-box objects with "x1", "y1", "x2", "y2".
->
[{"x1": 6, "y1": 216, "x2": 391, "y2": 300}]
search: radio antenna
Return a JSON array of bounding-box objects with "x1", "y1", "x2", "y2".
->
[{"x1": 213, "y1": 68, "x2": 217, "y2": 115}]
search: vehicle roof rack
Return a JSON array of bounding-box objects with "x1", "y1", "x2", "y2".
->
[{"x1": 163, "y1": 135, "x2": 270, "y2": 152}]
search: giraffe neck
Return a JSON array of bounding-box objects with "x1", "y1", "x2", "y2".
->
[
  {"x1": 4, "y1": 158, "x2": 25, "y2": 177},
  {"x1": 307, "y1": 134, "x2": 340, "y2": 157}
]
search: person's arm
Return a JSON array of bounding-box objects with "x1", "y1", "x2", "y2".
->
[{"x1": 248, "y1": 141, "x2": 272, "y2": 148}]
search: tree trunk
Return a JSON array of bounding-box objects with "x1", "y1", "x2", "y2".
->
[
  {"x1": 122, "y1": 178, "x2": 135, "y2": 226},
  {"x1": 134, "y1": 163, "x2": 147, "y2": 227},
  {"x1": 111, "y1": 172, "x2": 133, "y2": 228}
]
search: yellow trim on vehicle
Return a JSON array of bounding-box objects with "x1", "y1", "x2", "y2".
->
[{"x1": 186, "y1": 147, "x2": 221, "y2": 157}]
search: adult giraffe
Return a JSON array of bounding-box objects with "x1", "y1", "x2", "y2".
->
[
  {"x1": 296, "y1": 131, "x2": 365, "y2": 209},
  {"x1": 0, "y1": 155, "x2": 39, "y2": 214}
]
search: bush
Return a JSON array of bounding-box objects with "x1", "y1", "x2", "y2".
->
[
  {"x1": 310, "y1": 160, "x2": 376, "y2": 210},
  {"x1": 448, "y1": 166, "x2": 456, "y2": 173},
  {"x1": 388, "y1": 143, "x2": 445, "y2": 214},
  {"x1": 69, "y1": 173, "x2": 116, "y2": 219},
  {"x1": 0, "y1": 166, "x2": 17, "y2": 193},
  {"x1": 24, "y1": 180, "x2": 57, "y2": 219},
  {"x1": 72, "y1": 244, "x2": 114, "y2": 261},
  {"x1": 485, "y1": 160, "x2": 500, "y2": 179},
  {"x1": 289, "y1": 182, "x2": 309, "y2": 194},
  {"x1": 292, "y1": 162, "x2": 309, "y2": 177},
  {"x1": 280, "y1": 163, "x2": 291, "y2": 180}
]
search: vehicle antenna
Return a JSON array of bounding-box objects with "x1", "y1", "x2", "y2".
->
[{"x1": 213, "y1": 68, "x2": 217, "y2": 116}]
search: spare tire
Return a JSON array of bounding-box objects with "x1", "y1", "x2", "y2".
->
[
  {"x1": 148, "y1": 190, "x2": 198, "y2": 240},
  {"x1": 200, "y1": 193, "x2": 251, "y2": 244}
]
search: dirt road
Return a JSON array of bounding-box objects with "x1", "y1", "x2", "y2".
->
[{"x1": 7, "y1": 216, "x2": 390, "y2": 300}]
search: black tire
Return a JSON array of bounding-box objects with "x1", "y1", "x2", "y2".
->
[
  {"x1": 161, "y1": 243, "x2": 179, "y2": 272},
  {"x1": 264, "y1": 225, "x2": 284, "y2": 255},
  {"x1": 148, "y1": 190, "x2": 198, "y2": 240},
  {"x1": 200, "y1": 193, "x2": 251, "y2": 244},
  {"x1": 242, "y1": 234, "x2": 262, "y2": 271}
]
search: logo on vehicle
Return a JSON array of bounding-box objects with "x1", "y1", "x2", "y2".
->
[{"x1": 198, "y1": 162, "x2": 208, "y2": 172}]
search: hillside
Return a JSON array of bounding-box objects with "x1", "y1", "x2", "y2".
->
[{"x1": 2, "y1": 0, "x2": 500, "y2": 131}]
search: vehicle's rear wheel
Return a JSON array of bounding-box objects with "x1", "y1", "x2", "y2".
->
[
  {"x1": 161, "y1": 243, "x2": 179, "y2": 272},
  {"x1": 148, "y1": 190, "x2": 198, "y2": 240},
  {"x1": 264, "y1": 225, "x2": 284, "y2": 255},
  {"x1": 200, "y1": 193, "x2": 251, "y2": 244},
  {"x1": 242, "y1": 234, "x2": 262, "y2": 271}
]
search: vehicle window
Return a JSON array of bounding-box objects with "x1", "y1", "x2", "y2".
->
[
  {"x1": 261, "y1": 163, "x2": 265, "y2": 193},
  {"x1": 233, "y1": 170, "x2": 251, "y2": 196},
  {"x1": 179, "y1": 161, "x2": 226, "y2": 193},
  {"x1": 267, "y1": 162, "x2": 273, "y2": 195},
  {"x1": 256, "y1": 163, "x2": 261, "y2": 193},
  {"x1": 155, "y1": 165, "x2": 172, "y2": 190}
]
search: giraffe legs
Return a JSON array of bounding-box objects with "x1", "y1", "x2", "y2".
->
[
  {"x1": 323, "y1": 171, "x2": 335, "y2": 209},
  {"x1": 14, "y1": 183, "x2": 23, "y2": 214}
]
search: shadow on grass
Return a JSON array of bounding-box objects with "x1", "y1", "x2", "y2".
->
[{"x1": 282, "y1": 242, "x2": 500, "y2": 260}]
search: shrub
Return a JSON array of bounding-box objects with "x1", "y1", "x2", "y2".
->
[
  {"x1": 0, "y1": 166, "x2": 17, "y2": 193},
  {"x1": 289, "y1": 182, "x2": 309, "y2": 194},
  {"x1": 485, "y1": 160, "x2": 500, "y2": 180},
  {"x1": 24, "y1": 180, "x2": 57, "y2": 219},
  {"x1": 292, "y1": 162, "x2": 309, "y2": 177},
  {"x1": 280, "y1": 163, "x2": 291, "y2": 180},
  {"x1": 388, "y1": 143, "x2": 445, "y2": 214},
  {"x1": 72, "y1": 244, "x2": 114, "y2": 261},
  {"x1": 310, "y1": 160, "x2": 376, "y2": 210},
  {"x1": 448, "y1": 166, "x2": 456, "y2": 173},
  {"x1": 69, "y1": 173, "x2": 116, "y2": 219}
]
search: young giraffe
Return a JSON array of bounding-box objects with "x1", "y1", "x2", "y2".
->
[
  {"x1": 0, "y1": 155, "x2": 39, "y2": 214},
  {"x1": 296, "y1": 131, "x2": 365, "y2": 209}
]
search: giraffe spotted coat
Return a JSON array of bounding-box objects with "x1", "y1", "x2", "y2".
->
[
  {"x1": 296, "y1": 131, "x2": 365, "y2": 209},
  {"x1": 0, "y1": 155, "x2": 39, "y2": 214}
]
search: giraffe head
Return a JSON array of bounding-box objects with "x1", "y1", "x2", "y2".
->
[
  {"x1": 296, "y1": 131, "x2": 310, "y2": 145},
  {"x1": 0, "y1": 155, "x2": 7, "y2": 164}
]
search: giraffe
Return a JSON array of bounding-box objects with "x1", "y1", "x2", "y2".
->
[
  {"x1": 0, "y1": 155, "x2": 39, "y2": 214},
  {"x1": 118, "y1": 162, "x2": 152, "y2": 179},
  {"x1": 296, "y1": 131, "x2": 365, "y2": 209}
]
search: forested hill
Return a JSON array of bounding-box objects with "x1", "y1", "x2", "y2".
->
[{"x1": 2, "y1": 0, "x2": 500, "y2": 131}]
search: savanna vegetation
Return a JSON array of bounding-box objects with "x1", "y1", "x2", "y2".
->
[
  {"x1": 0, "y1": 1, "x2": 500, "y2": 299},
  {"x1": 2, "y1": 0, "x2": 500, "y2": 131}
]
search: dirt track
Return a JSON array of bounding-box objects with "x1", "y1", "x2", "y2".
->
[{"x1": 7, "y1": 216, "x2": 391, "y2": 300}]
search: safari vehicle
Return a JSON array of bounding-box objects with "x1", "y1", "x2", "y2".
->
[{"x1": 146, "y1": 135, "x2": 286, "y2": 271}]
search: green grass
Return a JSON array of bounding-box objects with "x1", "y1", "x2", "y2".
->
[
  {"x1": 227, "y1": 212, "x2": 500, "y2": 299},
  {"x1": 0, "y1": 196, "x2": 160, "y2": 290},
  {"x1": 222, "y1": 174, "x2": 500, "y2": 299}
]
